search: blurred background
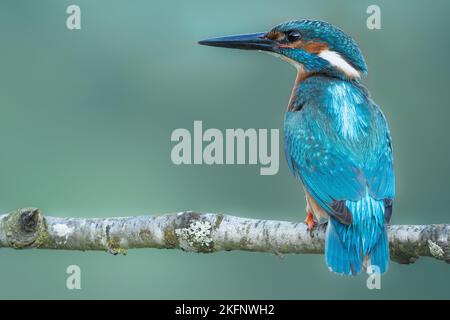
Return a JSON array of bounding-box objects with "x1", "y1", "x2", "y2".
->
[{"x1": 0, "y1": 0, "x2": 449, "y2": 299}]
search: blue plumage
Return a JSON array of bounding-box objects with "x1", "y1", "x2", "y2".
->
[
  {"x1": 285, "y1": 77, "x2": 394, "y2": 275},
  {"x1": 199, "y1": 19, "x2": 395, "y2": 276}
]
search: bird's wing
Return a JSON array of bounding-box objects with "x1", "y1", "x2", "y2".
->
[
  {"x1": 365, "y1": 106, "x2": 395, "y2": 222},
  {"x1": 284, "y1": 101, "x2": 394, "y2": 224}
]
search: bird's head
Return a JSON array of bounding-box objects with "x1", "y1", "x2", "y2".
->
[{"x1": 199, "y1": 20, "x2": 367, "y2": 80}]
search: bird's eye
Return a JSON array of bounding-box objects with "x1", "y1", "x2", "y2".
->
[{"x1": 286, "y1": 30, "x2": 302, "y2": 42}]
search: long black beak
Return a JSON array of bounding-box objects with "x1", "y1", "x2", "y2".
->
[{"x1": 198, "y1": 32, "x2": 277, "y2": 52}]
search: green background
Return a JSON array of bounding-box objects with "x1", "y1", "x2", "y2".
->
[{"x1": 0, "y1": 0, "x2": 449, "y2": 299}]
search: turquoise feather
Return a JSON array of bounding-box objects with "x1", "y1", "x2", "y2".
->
[{"x1": 284, "y1": 76, "x2": 394, "y2": 275}]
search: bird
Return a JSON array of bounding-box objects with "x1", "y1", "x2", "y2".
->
[{"x1": 199, "y1": 19, "x2": 395, "y2": 276}]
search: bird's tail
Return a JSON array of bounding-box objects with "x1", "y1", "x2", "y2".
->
[{"x1": 325, "y1": 193, "x2": 389, "y2": 276}]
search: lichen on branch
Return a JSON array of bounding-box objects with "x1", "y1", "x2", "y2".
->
[{"x1": 0, "y1": 207, "x2": 448, "y2": 265}]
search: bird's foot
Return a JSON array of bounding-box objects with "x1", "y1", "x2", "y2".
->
[{"x1": 305, "y1": 212, "x2": 316, "y2": 234}]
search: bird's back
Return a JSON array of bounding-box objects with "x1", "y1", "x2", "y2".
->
[{"x1": 284, "y1": 76, "x2": 394, "y2": 275}]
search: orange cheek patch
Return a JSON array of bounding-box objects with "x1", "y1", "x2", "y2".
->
[
  {"x1": 279, "y1": 41, "x2": 328, "y2": 53},
  {"x1": 279, "y1": 40, "x2": 303, "y2": 49},
  {"x1": 303, "y1": 41, "x2": 329, "y2": 54}
]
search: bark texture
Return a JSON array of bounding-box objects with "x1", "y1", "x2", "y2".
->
[{"x1": 0, "y1": 208, "x2": 448, "y2": 264}]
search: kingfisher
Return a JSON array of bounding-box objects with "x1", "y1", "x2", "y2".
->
[{"x1": 199, "y1": 20, "x2": 395, "y2": 276}]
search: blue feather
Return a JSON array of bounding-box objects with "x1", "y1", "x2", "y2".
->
[
  {"x1": 284, "y1": 76, "x2": 394, "y2": 275},
  {"x1": 325, "y1": 218, "x2": 360, "y2": 275},
  {"x1": 325, "y1": 192, "x2": 388, "y2": 275}
]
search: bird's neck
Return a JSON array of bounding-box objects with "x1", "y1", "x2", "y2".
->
[
  {"x1": 287, "y1": 68, "x2": 314, "y2": 111},
  {"x1": 287, "y1": 68, "x2": 359, "y2": 111}
]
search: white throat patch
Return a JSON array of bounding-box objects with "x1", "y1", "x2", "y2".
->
[
  {"x1": 318, "y1": 50, "x2": 361, "y2": 79},
  {"x1": 267, "y1": 51, "x2": 303, "y2": 71}
]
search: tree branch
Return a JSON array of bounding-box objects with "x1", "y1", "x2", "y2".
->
[{"x1": 0, "y1": 208, "x2": 448, "y2": 264}]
